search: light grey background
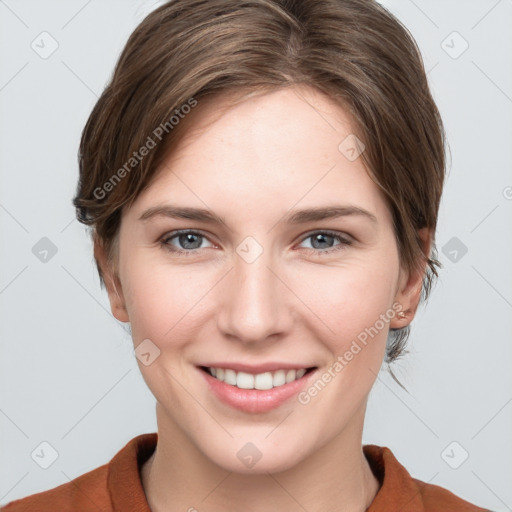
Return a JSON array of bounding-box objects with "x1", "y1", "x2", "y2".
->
[{"x1": 0, "y1": 0, "x2": 511, "y2": 509}]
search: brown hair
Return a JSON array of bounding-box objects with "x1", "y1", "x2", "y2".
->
[{"x1": 73, "y1": 0, "x2": 446, "y2": 376}]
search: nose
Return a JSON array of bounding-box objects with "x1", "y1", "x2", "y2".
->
[{"x1": 216, "y1": 247, "x2": 294, "y2": 345}]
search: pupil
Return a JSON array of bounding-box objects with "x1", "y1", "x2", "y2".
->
[
  {"x1": 180, "y1": 233, "x2": 201, "y2": 249},
  {"x1": 313, "y1": 234, "x2": 333, "y2": 249}
]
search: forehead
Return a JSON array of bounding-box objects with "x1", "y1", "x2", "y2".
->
[{"x1": 128, "y1": 86, "x2": 391, "y2": 226}]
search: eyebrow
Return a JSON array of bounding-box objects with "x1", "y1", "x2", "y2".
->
[{"x1": 138, "y1": 204, "x2": 378, "y2": 225}]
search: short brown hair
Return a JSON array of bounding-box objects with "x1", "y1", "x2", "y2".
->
[{"x1": 73, "y1": 0, "x2": 446, "y2": 371}]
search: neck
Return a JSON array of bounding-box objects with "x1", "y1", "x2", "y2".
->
[{"x1": 141, "y1": 404, "x2": 380, "y2": 512}]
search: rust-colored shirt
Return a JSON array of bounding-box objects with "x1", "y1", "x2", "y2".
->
[{"x1": 2, "y1": 433, "x2": 490, "y2": 511}]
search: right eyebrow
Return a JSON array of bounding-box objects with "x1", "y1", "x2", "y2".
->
[{"x1": 139, "y1": 205, "x2": 225, "y2": 224}]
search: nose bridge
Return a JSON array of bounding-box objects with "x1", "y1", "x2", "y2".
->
[{"x1": 217, "y1": 243, "x2": 291, "y2": 343}]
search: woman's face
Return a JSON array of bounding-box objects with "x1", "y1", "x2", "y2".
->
[{"x1": 104, "y1": 86, "x2": 422, "y2": 473}]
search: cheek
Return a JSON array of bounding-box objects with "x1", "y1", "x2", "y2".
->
[
  {"x1": 294, "y1": 254, "x2": 399, "y2": 378},
  {"x1": 121, "y1": 236, "x2": 399, "y2": 357},
  {"x1": 121, "y1": 256, "x2": 212, "y2": 344},
  {"x1": 298, "y1": 256, "x2": 398, "y2": 333}
]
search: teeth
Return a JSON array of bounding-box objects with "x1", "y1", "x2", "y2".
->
[
  {"x1": 236, "y1": 371, "x2": 254, "y2": 389},
  {"x1": 224, "y1": 369, "x2": 237, "y2": 386},
  {"x1": 207, "y1": 366, "x2": 310, "y2": 389}
]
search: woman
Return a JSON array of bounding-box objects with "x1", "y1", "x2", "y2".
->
[{"x1": 3, "y1": 0, "x2": 491, "y2": 510}]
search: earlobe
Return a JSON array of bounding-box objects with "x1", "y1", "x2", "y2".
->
[
  {"x1": 93, "y1": 238, "x2": 130, "y2": 323},
  {"x1": 390, "y1": 227, "x2": 432, "y2": 329},
  {"x1": 106, "y1": 273, "x2": 130, "y2": 323}
]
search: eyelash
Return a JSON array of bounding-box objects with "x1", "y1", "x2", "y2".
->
[{"x1": 159, "y1": 229, "x2": 353, "y2": 257}]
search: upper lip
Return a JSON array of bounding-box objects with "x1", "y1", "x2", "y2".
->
[{"x1": 197, "y1": 362, "x2": 316, "y2": 374}]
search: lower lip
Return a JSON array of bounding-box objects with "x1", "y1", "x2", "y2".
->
[{"x1": 197, "y1": 367, "x2": 317, "y2": 413}]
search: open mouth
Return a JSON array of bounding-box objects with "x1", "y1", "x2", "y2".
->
[{"x1": 198, "y1": 365, "x2": 317, "y2": 390}]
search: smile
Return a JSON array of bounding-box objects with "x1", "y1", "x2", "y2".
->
[{"x1": 201, "y1": 366, "x2": 315, "y2": 390}]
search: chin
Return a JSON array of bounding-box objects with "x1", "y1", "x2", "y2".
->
[{"x1": 201, "y1": 439, "x2": 310, "y2": 475}]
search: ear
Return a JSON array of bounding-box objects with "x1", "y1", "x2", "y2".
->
[
  {"x1": 93, "y1": 238, "x2": 129, "y2": 323},
  {"x1": 390, "y1": 227, "x2": 432, "y2": 329}
]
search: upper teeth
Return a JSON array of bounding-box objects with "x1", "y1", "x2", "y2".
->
[{"x1": 209, "y1": 367, "x2": 308, "y2": 390}]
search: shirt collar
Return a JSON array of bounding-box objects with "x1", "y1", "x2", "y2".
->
[
  {"x1": 109, "y1": 432, "x2": 157, "y2": 512},
  {"x1": 364, "y1": 444, "x2": 425, "y2": 511}
]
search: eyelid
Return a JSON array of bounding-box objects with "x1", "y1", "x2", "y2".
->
[
  {"x1": 159, "y1": 228, "x2": 354, "y2": 255},
  {"x1": 160, "y1": 229, "x2": 217, "y2": 248},
  {"x1": 297, "y1": 229, "x2": 354, "y2": 244},
  {"x1": 295, "y1": 229, "x2": 354, "y2": 255}
]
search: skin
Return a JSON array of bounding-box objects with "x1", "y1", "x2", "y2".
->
[{"x1": 95, "y1": 85, "x2": 431, "y2": 512}]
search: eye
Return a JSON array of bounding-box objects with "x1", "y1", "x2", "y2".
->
[
  {"x1": 160, "y1": 230, "x2": 214, "y2": 255},
  {"x1": 159, "y1": 229, "x2": 353, "y2": 256},
  {"x1": 297, "y1": 230, "x2": 353, "y2": 255}
]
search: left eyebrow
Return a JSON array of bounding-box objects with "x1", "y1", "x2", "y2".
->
[
  {"x1": 281, "y1": 205, "x2": 378, "y2": 225},
  {"x1": 138, "y1": 204, "x2": 378, "y2": 225}
]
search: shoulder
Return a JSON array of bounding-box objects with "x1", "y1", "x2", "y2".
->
[
  {"x1": 1, "y1": 463, "x2": 110, "y2": 512},
  {"x1": 363, "y1": 444, "x2": 491, "y2": 511},
  {"x1": 411, "y1": 477, "x2": 491, "y2": 511},
  {"x1": 1, "y1": 433, "x2": 157, "y2": 512}
]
